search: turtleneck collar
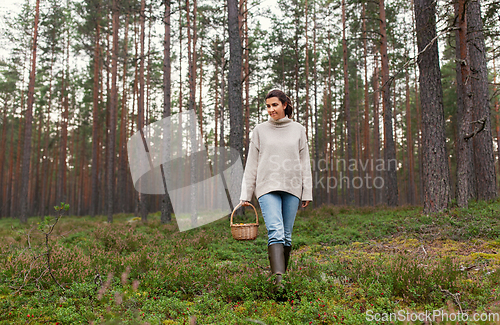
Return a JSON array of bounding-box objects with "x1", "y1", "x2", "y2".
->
[{"x1": 267, "y1": 115, "x2": 292, "y2": 126}]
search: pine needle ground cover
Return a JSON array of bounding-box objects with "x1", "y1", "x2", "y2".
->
[{"x1": 1, "y1": 200, "x2": 500, "y2": 325}]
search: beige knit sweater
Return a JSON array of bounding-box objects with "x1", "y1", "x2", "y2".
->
[{"x1": 239, "y1": 116, "x2": 313, "y2": 202}]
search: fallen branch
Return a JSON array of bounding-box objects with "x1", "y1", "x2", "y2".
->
[{"x1": 440, "y1": 286, "x2": 463, "y2": 314}]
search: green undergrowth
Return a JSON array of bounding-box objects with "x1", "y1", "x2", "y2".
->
[{"x1": 0, "y1": 200, "x2": 500, "y2": 324}]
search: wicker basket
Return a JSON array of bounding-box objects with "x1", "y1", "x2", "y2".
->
[{"x1": 230, "y1": 202, "x2": 259, "y2": 240}]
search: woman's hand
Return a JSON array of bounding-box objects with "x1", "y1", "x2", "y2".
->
[
  {"x1": 301, "y1": 201, "x2": 310, "y2": 208},
  {"x1": 240, "y1": 200, "x2": 251, "y2": 206}
]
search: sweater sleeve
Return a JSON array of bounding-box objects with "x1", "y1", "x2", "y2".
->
[
  {"x1": 300, "y1": 128, "x2": 313, "y2": 201},
  {"x1": 239, "y1": 128, "x2": 259, "y2": 201}
]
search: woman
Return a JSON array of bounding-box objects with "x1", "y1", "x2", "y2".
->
[{"x1": 239, "y1": 89, "x2": 313, "y2": 287}]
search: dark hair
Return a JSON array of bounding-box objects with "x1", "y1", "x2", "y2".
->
[{"x1": 265, "y1": 89, "x2": 293, "y2": 118}]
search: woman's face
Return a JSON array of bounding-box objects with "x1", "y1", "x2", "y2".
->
[{"x1": 266, "y1": 97, "x2": 287, "y2": 120}]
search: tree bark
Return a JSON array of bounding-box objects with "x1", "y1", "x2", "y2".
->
[
  {"x1": 373, "y1": 55, "x2": 381, "y2": 205},
  {"x1": 414, "y1": 0, "x2": 451, "y2": 213},
  {"x1": 228, "y1": 0, "x2": 243, "y2": 160},
  {"x1": 362, "y1": 2, "x2": 371, "y2": 206},
  {"x1": 494, "y1": 51, "x2": 500, "y2": 190},
  {"x1": 379, "y1": 0, "x2": 398, "y2": 206},
  {"x1": 467, "y1": 0, "x2": 497, "y2": 201},
  {"x1": 107, "y1": 0, "x2": 119, "y2": 222},
  {"x1": 405, "y1": 63, "x2": 416, "y2": 205},
  {"x1": 305, "y1": 0, "x2": 309, "y2": 137},
  {"x1": 20, "y1": 0, "x2": 40, "y2": 222},
  {"x1": 161, "y1": 0, "x2": 172, "y2": 224},
  {"x1": 0, "y1": 99, "x2": 8, "y2": 216},
  {"x1": 90, "y1": 3, "x2": 101, "y2": 217},
  {"x1": 342, "y1": 0, "x2": 354, "y2": 204},
  {"x1": 455, "y1": 0, "x2": 474, "y2": 207},
  {"x1": 118, "y1": 14, "x2": 129, "y2": 214},
  {"x1": 244, "y1": 0, "x2": 250, "y2": 163},
  {"x1": 138, "y1": 0, "x2": 147, "y2": 221}
]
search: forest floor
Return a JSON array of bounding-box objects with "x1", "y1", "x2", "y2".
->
[{"x1": 1, "y1": 200, "x2": 500, "y2": 324}]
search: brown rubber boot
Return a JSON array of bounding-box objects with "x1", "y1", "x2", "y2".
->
[
  {"x1": 268, "y1": 243, "x2": 286, "y2": 287},
  {"x1": 284, "y1": 245, "x2": 292, "y2": 272}
]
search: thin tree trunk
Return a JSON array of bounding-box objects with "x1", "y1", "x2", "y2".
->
[
  {"x1": 6, "y1": 120, "x2": 15, "y2": 217},
  {"x1": 58, "y1": 25, "x2": 70, "y2": 208},
  {"x1": 304, "y1": 0, "x2": 309, "y2": 136},
  {"x1": 90, "y1": 3, "x2": 101, "y2": 217},
  {"x1": 131, "y1": 13, "x2": 139, "y2": 215},
  {"x1": 118, "y1": 14, "x2": 129, "y2": 214},
  {"x1": 362, "y1": 2, "x2": 371, "y2": 206},
  {"x1": 373, "y1": 54, "x2": 381, "y2": 205},
  {"x1": 244, "y1": 0, "x2": 250, "y2": 163},
  {"x1": 12, "y1": 86, "x2": 27, "y2": 217},
  {"x1": 380, "y1": 0, "x2": 398, "y2": 206},
  {"x1": 342, "y1": 0, "x2": 354, "y2": 204},
  {"x1": 312, "y1": 0, "x2": 318, "y2": 207},
  {"x1": 0, "y1": 99, "x2": 8, "y2": 216},
  {"x1": 214, "y1": 40, "x2": 219, "y2": 149},
  {"x1": 78, "y1": 127, "x2": 86, "y2": 216},
  {"x1": 405, "y1": 63, "x2": 416, "y2": 205},
  {"x1": 138, "y1": 0, "x2": 147, "y2": 221},
  {"x1": 355, "y1": 75, "x2": 362, "y2": 206},
  {"x1": 411, "y1": 0, "x2": 423, "y2": 204},
  {"x1": 228, "y1": 0, "x2": 243, "y2": 159},
  {"x1": 107, "y1": 0, "x2": 119, "y2": 222},
  {"x1": 32, "y1": 99, "x2": 43, "y2": 216},
  {"x1": 161, "y1": 0, "x2": 172, "y2": 224},
  {"x1": 199, "y1": 44, "x2": 204, "y2": 139}
]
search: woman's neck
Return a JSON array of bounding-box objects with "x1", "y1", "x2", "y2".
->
[{"x1": 267, "y1": 115, "x2": 292, "y2": 126}]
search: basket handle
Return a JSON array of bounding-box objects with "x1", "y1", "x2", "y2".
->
[{"x1": 230, "y1": 202, "x2": 259, "y2": 226}]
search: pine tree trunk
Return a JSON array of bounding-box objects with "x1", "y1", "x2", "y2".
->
[
  {"x1": 138, "y1": 0, "x2": 148, "y2": 221},
  {"x1": 58, "y1": 28, "x2": 70, "y2": 208},
  {"x1": 405, "y1": 64, "x2": 416, "y2": 205},
  {"x1": 373, "y1": 55, "x2": 381, "y2": 205},
  {"x1": 161, "y1": 0, "x2": 172, "y2": 224},
  {"x1": 362, "y1": 3, "x2": 371, "y2": 206},
  {"x1": 414, "y1": 0, "x2": 451, "y2": 213},
  {"x1": 379, "y1": 0, "x2": 398, "y2": 206},
  {"x1": 90, "y1": 4, "x2": 101, "y2": 217},
  {"x1": 6, "y1": 121, "x2": 15, "y2": 217},
  {"x1": 12, "y1": 103, "x2": 26, "y2": 217},
  {"x1": 355, "y1": 76, "x2": 362, "y2": 206},
  {"x1": 342, "y1": 0, "x2": 354, "y2": 205},
  {"x1": 107, "y1": 0, "x2": 119, "y2": 222},
  {"x1": 312, "y1": 1, "x2": 319, "y2": 207},
  {"x1": 411, "y1": 0, "x2": 423, "y2": 204},
  {"x1": 228, "y1": 0, "x2": 243, "y2": 159},
  {"x1": 468, "y1": 0, "x2": 497, "y2": 201},
  {"x1": 32, "y1": 101, "x2": 43, "y2": 216},
  {"x1": 19, "y1": 0, "x2": 40, "y2": 222},
  {"x1": 118, "y1": 14, "x2": 129, "y2": 214},
  {"x1": 78, "y1": 128, "x2": 86, "y2": 216},
  {"x1": 0, "y1": 99, "x2": 8, "y2": 216},
  {"x1": 494, "y1": 52, "x2": 500, "y2": 190},
  {"x1": 244, "y1": 0, "x2": 250, "y2": 163},
  {"x1": 305, "y1": 0, "x2": 309, "y2": 136},
  {"x1": 455, "y1": 0, "x2": 474, "y2": 207}
]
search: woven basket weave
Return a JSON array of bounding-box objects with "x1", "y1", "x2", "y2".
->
[{"x1": 230, "y1": 202, "x2": 259, "y2": 240}]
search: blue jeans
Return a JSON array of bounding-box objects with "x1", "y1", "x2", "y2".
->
[{"x1": 258, "y1": 191, "x2": 300, "y2": 247}]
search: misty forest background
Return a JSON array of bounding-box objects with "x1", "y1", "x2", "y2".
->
[{"x1": 1, "y1": 0, "x2": 500, "y2": 224}]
